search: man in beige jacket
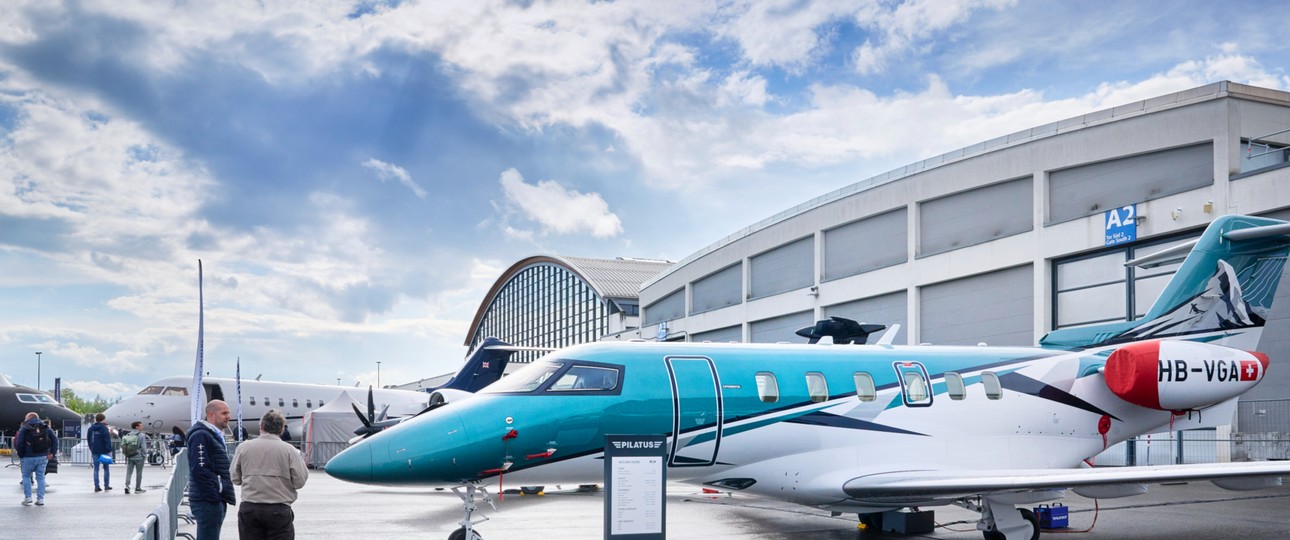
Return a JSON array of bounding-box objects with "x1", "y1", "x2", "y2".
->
[{"x1": 231, "y1": 409, "x2": 309, "y2": 539}]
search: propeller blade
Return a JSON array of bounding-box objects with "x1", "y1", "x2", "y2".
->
[
  {"x1": 367, "y1": 386, "x2": 376, "y2": 424},
  {"x1": 377, "y1": 404, "x2": 390, "y2": 422},
  {"x1": 351, "y1": 403, "x2": 372, "y2": 429}
]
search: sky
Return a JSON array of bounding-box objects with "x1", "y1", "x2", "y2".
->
[{"x1": 2, "y1": 1, "x2": 1289, "y2": 401}]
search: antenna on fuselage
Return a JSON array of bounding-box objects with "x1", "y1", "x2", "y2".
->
[{"x1": 875, "y1": 324, "x2": 901, "y2": 346}]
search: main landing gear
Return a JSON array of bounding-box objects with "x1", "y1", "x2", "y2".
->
[
  {"x1": 956, "y1": 497, "x2": 1040, "y2": 540},
  {"x1": 448, "y1": 483, "x2": 495, "y2": 540}
]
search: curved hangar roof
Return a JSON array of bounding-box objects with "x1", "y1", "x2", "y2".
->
[{"x1": 464, "y1": 255, "x2": 672, "y2": 347}]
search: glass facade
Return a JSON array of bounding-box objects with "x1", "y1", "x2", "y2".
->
[
  {"x1": 468, "y1": 263, "x2": 609, "y2": 365},
  {"x1": 1052, "y1": 232, "x2": 1200, "y2": 329}
]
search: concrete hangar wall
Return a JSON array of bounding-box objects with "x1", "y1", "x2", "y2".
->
[{"x1": 626, "y1": 81, "x2": 1290, "y2": 433}]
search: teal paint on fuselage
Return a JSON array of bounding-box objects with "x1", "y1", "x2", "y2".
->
[{"x1": 327, "y1": 341, "x2": 1070, "y2": 486}]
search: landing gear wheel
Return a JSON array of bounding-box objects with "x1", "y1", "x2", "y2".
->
[
  {"x1": 859, "y1": 512, "x2": 884, "y2": 533},
  {"x1": 1018, "y1": 508, "x2": 1040, "y2": 540},
  {"x1": 448, "y1": 527, "x2": 482, "y2": 540}
]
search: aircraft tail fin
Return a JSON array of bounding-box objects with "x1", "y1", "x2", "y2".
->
[
  {"x1": 1040, "y1": 215, "x2": 1290, "y2": 350},
  {"x1": 440, "y1": 337, "x2": 515, "y2": 392}
]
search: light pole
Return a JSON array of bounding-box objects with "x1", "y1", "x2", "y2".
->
[
  {"x1": 376, "y1": 361, "x2": 382, "y2": 388},
  {"x1": 35, "y1": 351, "x2": 42, "y2": 392}
]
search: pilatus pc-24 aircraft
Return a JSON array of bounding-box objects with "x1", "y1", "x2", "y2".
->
[{"x1": 327, "y1": 215, "x2": 1290, "y2": 540}]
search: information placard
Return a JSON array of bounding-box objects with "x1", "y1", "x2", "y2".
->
[{"x1": 604, "y1": 434, "x2": 667, "y2": 540}]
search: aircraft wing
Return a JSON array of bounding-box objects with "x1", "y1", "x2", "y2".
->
[{"x1": 842, "y1": 461, "x2": 1290, "y2": 504}]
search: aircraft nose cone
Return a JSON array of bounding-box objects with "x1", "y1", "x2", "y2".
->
[{"x1": 325, "y1": 440, "x2": 373, "y2": 484}]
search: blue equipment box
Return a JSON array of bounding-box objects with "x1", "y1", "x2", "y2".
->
[{"x1": 1034, "y1": 504, "x2": 1068, "y2": 529}]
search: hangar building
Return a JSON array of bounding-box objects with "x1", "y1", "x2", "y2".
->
[{"x1": 463, "y1": 255, "x2": 671, "y2": 364}]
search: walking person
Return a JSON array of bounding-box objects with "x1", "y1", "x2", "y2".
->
[
  {"x1": 232, "y1": 410, "x2": 309, "y2": 539},
  {"x1": 187, "y1": 400, "x2": 236, "y2": 540},
  {"x1": 122, "y1": 421, "x2": 148, "y2": 494},
  {"x1": 15, "y1": 412, "x2": 55, "y2": 506},
  {"x1": 87, "y1": 412, "x2": 114, "y2": 492}
]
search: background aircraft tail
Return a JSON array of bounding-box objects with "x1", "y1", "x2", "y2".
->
[
  {"x1": 439, "y1": 336, "x2": 515, "y2": 392},
  {"x1": 1041, "y1": 215, "x2": 1290, "y2": 350}
]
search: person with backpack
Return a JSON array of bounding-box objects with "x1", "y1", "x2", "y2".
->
[
  {"x1": 87, "y1": 413, "x2": 114, "y2": 492},
  {"x1": 122, "y1": 421, "x2": 148, "y2": 494},
  {"x1": 15, "y1": 412, "x2": 55, "y2": 506}
]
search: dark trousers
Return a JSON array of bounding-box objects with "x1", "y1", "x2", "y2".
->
[
  {"x1": 190, "y1": 500, "x2": 227, "y2": 540},
  {"x1": 238, "y1": 501, "x2": 295, "y2": 540}
]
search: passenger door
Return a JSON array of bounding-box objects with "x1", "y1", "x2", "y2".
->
[{"x1": 665, "y1": 356, "x2": 723, "y2": 467}]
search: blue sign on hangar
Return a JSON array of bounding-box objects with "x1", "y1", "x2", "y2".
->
[{"x1": 1105, "y1": 205, "x2": 1137, "y2": 246}]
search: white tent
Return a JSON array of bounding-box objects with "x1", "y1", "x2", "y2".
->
[{"x1": 301, "y1": 391, "x2": 362, "y2": 468}]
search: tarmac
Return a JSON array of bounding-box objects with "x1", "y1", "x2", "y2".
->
[{"x1": 3, "y1": 458, "x2": 1290, "y2": 539}]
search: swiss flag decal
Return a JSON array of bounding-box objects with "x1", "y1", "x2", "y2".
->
[{"x1": 1239, "y1": 360, "x2": 1259, "y2": 381}]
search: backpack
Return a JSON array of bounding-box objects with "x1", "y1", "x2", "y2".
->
[
  {"x1": 122, "y1": 432, "x2": 143, "y2": 457},
  {"x1": 25, "y1": 424, "x2": 52, "y2": 455}
]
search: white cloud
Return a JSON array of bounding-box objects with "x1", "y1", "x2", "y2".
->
[
  {"x1": 65, "y1": 379, "x2": 136, "y2": 400},
  {"x1": 362, "y1": 158, "x2": 427, "y2": 199},
  {"x1": 849, "y1": 0, "x2": 1017, "y2": 75},
  {"x1": 716, "y1": 1, "x2": 856, "y2": 71},
  {"x1": 498, "y1": 168, "x2": 623, "y2": 238}
]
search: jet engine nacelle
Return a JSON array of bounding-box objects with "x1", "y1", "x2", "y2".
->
[{"x1": 1104, "y1": 340, "x2": 1269, "y2": 411}]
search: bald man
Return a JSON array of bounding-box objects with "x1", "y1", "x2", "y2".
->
[{"x1": 187, "y1": 400, "x2": 236, "y2": 540}]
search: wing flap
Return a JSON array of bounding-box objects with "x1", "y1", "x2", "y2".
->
[{"x1": 842, "y1": 461, "x2": 1290, "y2": 503}]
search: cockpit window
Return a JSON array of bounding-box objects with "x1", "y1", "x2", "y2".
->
[
  {"x1": 161, "y1": 386, "x2": 188, "y2": 396},
  {"x1": 139, "y1": 386, "x2": 164, "y2": 395},
  {"x1": 482, "y1": 361, "x2": 565, "y2": 394},
  {"x1": 547, "y1": 366, "x2": 619, "y2": 392},
  {"x1": 17, "y1": 393, "x2": 57, "y2": 404},
  {"x1": 481, "y1": 360, "x2": 624, "y2": 395}
]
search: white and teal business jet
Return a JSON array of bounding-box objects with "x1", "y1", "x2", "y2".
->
[{"x1": 327, "y1": 215, "x2": 1290, "y2": 540}]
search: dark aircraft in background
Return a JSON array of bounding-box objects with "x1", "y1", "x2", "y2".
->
[{"x1": 0, "y1": 372, "x2": 82, "y2": 436}]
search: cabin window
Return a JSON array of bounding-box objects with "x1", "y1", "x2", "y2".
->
[
  {"x1": 249, "y1": 397, "x2": 256, "y2": 406},
  {"x1": 894, "y1": 362, "x2": 933, "y2": 407},
  {"x1": 805, "y1": 372, "x2": 828, "y2": 403},
  {"x1": 264, "y1": 397, "x2": 270, "y2": 407},
  {"x1": 903, "y1": 371, "x2": 929, "y2": 403},
  {"x1": 853, "y1": 372, "x2": 876, "y2": 402},
  {"x1": 319, "y1": 400, "x2": 324, "y2": 407},
  {"x1": 306, "y1": 400, "x2": 312, "y2": 408},
  {"x1": 549, "y1": 365, "x2": 619, "y2": 392},
  {"x1": 292, "y1": 399, "x2": 299, "y2": 408},
  {"x1": 755, "y1": 372, "x2": 779, "y2": 403},
  {"x1": 162, "y1": 387, "x2": 188, "y2": 396},
  {"x1": 982, "y1": 371, "x2": 1003, "y2": 400},
  {"x1": 945, "y1": 372, "x2": 966, "y2": 400},
  {"x1": 139, "y1": 386, "x2": 164, "y2": 395},
  {"x1": 278, "y1": 398, "x2": 285, "y2": 407}
]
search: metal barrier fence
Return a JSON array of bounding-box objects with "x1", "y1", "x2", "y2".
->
[
  {"x1": 1092, "y1": 429, "x2": 1290, "y2": 465},
  {"x1": 130, "y1": 448, "x2": 191, "y2": 540}
]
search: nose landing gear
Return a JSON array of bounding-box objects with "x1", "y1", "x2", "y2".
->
[{"x1": 448, "y1": 483, "x2": 495, "y2": 540}]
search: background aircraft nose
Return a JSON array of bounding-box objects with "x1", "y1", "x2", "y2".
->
[{"x1": 325, "y1": 439, "x2": 373, "y2": 483}]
